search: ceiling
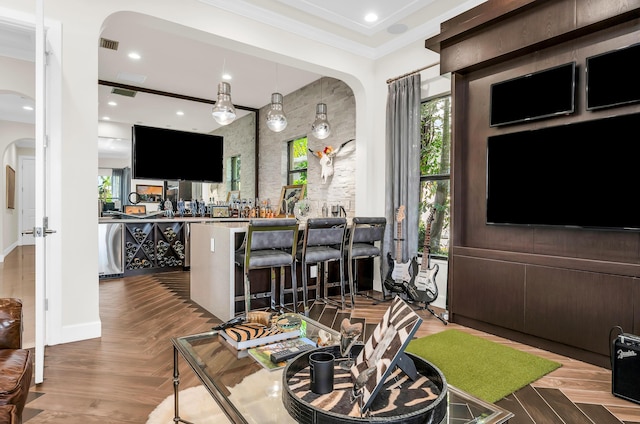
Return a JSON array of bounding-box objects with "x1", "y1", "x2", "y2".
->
[{"x1": 0, "y1": 0, "x2": 484, "y2": 159}]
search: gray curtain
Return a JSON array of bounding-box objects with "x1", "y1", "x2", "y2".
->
[
  {"x1": 384, "y1": 74, "x2": 421, "y2": 264},
  {"x1": 112, "y1": 167, "x2": 131, "y2": 206}
]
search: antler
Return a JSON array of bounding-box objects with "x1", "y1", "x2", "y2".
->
[
  {"x1": 327, "y1": 138, "x2": 354, "y2": 157},
  {"x1": 308, "y1": 138, "x2": 355, "y2": 158}
]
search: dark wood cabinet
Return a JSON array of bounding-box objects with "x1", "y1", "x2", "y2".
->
[{"x1": 427, "y1": 0, "x2": 640, "y2": 368}]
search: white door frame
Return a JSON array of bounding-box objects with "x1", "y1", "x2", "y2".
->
[{"x1": 18, "y1": 155, "x2": 36, "y2": 247}]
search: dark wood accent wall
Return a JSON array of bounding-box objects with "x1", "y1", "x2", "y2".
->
[{"x1": 426, "y1": 0, "x2": 640, "y2": 368}]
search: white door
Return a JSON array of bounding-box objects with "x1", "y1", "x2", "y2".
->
[
  {"x1": 19, "y1": 157, "x2": 36, "y2": 246},
  {"x1": 33, "y1": 0, "x2": 59, "y2": 384},
  {"x1": 1, "y1": 1, "x2": 56, "y2": 386}
]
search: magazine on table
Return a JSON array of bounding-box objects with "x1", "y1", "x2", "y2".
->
[{"x1": 248, "y1": 337, "x2": 316, "y2": 371}]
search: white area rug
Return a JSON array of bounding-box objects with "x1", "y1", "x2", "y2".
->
[
  {"x1": 146, "y1": 386, "x2": 229, "y2": 424},
  {"x1": 146, "y1": 369, "x2": 296, "y2": 424}
]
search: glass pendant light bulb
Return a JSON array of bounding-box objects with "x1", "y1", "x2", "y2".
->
[
  {"x1": 212, "y1": 82, "x2": 236, "y2": 125},
  {"x1": 266, "y1": 92, "x2": 288, "y2": 132},
  {"x1": 311, "y1": 103, "x2": 331, "y2": 139}
]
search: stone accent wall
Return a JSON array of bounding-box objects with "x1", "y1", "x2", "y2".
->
[
  {"x1": 210, "y1": 112, "x2": 256, "y2": 202},
  {"x1": 257, "y1": 77, "x2": 356, "y2": 217}
]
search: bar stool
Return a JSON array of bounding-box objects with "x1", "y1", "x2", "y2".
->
[
  {"x1": 296, "y1": 217, "x2": 348, "y2": 313},
  {"x1": 234, "y1": 218, "x2": 299, "y2": 314},
  {"x1": 345, "y1": 217, "x2": 386, "y2": 307}
]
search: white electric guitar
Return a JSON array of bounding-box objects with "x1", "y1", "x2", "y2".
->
[{"x1": 414, "y1": 208, "x2": 439, "y2": 304}]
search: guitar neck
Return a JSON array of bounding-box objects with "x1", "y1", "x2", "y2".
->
[
  {"x1": 395, "y1": 220, "x2": 402, "y2": 262},
  {"x1": 421, "y1": 219, "x2": 432, "y2": 272}
]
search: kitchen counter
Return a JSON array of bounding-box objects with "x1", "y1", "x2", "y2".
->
[{"x1": 99, "y1": 216, "x2": 248, "y2": 224}]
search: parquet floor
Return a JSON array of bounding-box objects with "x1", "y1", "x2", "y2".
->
[{"x1": 0, "y1": 245, "x2": 639, "y2": 423}]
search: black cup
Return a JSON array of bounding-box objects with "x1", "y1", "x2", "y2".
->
[{"x1": 309, "y1": 351, "x2": 334, "y2": 394}]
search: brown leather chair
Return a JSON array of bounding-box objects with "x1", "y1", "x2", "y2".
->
[
  {"x1": 0, "y1": 404, "x2": 17, "y2": 424},
  {"x1": 0, "y1": 298, "x2": 33, "y2": 424}
]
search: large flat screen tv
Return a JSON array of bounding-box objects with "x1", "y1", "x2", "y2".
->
[
  {"x1": 486, "y1": 112, "x2": 640, "y2": 230},
  {"x1": 586, "y1": 43, "x2": 640, "y2": 110},
  {"x1": 132, "y1": 125, "x2": 224, "y2": 183},
  {"x1": 490, "y1": 62, "x2": 576, "y2": 127}
]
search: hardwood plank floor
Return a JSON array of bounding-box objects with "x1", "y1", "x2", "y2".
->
[{"x1": 1, "y1": 246, "x2": 639, "y2": 423}]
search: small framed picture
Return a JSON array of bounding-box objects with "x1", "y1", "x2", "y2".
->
[
  {"x1": 136, "y1": 184, "x2": 163, "y2": 202},
  {"x1": 226, "y1": 191, "x2": 240, "y2": 202},
  {"x1": 277, "y1": 184, "x2": 305, "y2": 216},
  {"x1": 6, "y1": 165, "x2": 15, "y2": 209}
]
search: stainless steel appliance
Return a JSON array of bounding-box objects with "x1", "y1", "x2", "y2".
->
[{"x1": 98, "y1": 222, "x2": 124, "y2": 277}]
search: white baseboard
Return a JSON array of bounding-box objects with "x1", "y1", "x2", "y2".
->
[
  {"x1": 0, "y1": 241, "x2": 18, "y2": 263},
  {"x1": 55, "y1": 320, "x2": 102, "y2": 345}
]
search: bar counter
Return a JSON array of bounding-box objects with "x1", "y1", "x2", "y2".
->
[{"x1": 189, "y1": 221, "x2": 374, "y2": 321}]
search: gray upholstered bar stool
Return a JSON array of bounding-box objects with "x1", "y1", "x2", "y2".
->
[
  {"x1": 296, "y1": 217, "x2": 348, "y2": 314},
  {"x1": 345, "y1": 217, "x2": 387, "y2": 307},
  {"x1": 234, "y1": 218, "x2": 299, "y2": 314}
]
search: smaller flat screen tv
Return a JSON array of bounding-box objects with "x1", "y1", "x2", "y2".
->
[
  {"x1": 486, "y1": 112, "x2": 640, "y2": 231},
  {"x1": 132, "y1": 125, "x2": 224, "y2": 183},
  {"x1": 586, "y1": 43, "x2": 640, "y2": 110},
  {"x1": 490, "y1": 62, "x2": 576, "y2": 127}
]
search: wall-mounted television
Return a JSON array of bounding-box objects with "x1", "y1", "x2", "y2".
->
[
  {"x1": 490, "y1": 62, "x2": 576, "y2": 127},
  {"x1": 486, "y1": 112, "x2": 640, "y2": 230},
  {"x1": 132, "y1": 125, "x2": 224, "y2": 183},
  {"x1": 586, "y1": 43, "x2": 640, "y2": 110}
]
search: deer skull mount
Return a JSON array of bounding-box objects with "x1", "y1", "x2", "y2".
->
[{"x1": 309, "y1": 138, "x2": 354, "y2": 184}]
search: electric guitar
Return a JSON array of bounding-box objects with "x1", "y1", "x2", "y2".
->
[
  {"x1": 413, "y1": 208, "x2": 439, "y2": 304},
  {"x1": 384, "y1": 206, "x2": 418, "y2": 294}
]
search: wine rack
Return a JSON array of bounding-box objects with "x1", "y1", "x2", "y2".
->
[{"x1": 124, "y1": 221, "x2": 186, "y2": 275}]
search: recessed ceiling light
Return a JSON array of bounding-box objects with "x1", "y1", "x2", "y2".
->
[
  {"x1": 364, "y1": 13, "x2": 378, "y2": 23},
  {"x1": 22, "y1": 105, "x2": 34, "y2": 111},
  {"x1": 176, "y1": 111, "x2": 184, "y2": 116},
  {"x1": 102, "y1": 116, "x2": 111, "y2": 120},
  {"x1": 128, "y1": 52, "x2": 141, "y2": 60},
  {"x1": 108, "y1": 101, "x2": 117, "y2": 106},
  {"x1": 222, "y1": 73, "x2": 232, "y2": 81}
]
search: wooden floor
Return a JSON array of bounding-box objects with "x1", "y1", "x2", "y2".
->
[{"x1": 0, "y1": 245, "x2": 639, "y2": 423}]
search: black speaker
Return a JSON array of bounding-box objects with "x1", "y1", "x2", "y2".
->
[{"x1": 612, "y1": 333, "x2": 640, "y2": 405}]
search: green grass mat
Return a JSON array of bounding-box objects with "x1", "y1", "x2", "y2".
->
[{"x1": 405, "y1": 329, "x2": 561, "y2": 403}]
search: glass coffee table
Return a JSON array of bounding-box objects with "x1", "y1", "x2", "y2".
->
[{"x1": 172, "y1": 316, "x2": 513, "y2": 423}]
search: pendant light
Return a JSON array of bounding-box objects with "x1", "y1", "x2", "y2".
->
[
  {"x1": 212, "y1": 81, "x2": 236, "y2": 125},
  {"x1": 211, "y1": 60, "x2": 236, "y2": 125},
  {"x1": 311, "y1": 77, "x2": 331, "y2": 139},
  {"x1": 266, "y1": 65, "x2": 288, "y2": 132}
]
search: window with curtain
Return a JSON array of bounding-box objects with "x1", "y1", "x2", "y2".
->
[
  {"x1": 419, "y1": 95, "x2": 451, "y2": 259},
  {"x1": 111, "y1": 168, "x2": 122, "y2": 205},
  {"x1": 287, "y1": 136, "x2": 308, "y2": 185}
]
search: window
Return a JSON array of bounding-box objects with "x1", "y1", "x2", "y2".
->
[
  {"x1": 287, "y1": 136, "x2": 308, "y2": 185},
  {"x1": 419, "y1": 96, "x2": 451, "y2": 259},
  {"x1": 98, "y1": 174, "x2": 112, "y2": 202},
  {"x1": 230, "y1": 155, "x2": 241, "y2": 191}
]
